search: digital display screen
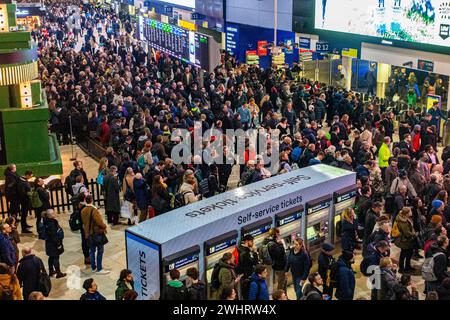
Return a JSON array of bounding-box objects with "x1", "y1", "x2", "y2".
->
[
  {"x1": 153, "y1": 0, "x2": 196, "y2": 8},
  {"x1": 144, "y1": 18, "x2": 210, "y2": 70},
  {"x1": 315, "y1": 0, "x2": 450, "y2": 47}
]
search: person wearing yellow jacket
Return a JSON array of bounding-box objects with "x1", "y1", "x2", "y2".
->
[
  {"x1": 0, "y1": 263, "x2": 22, "y2": 300},
  {"x1": 378, "y1": 136, "x2": 391, "y2": 180}
]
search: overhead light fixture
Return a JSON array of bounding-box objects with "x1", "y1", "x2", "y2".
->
[{"x1": 381, "y1": 40, "x2": 393, "y2": 45}]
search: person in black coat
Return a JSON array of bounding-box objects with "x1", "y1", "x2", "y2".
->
[
  {"x1": 360, "y1": 241, "x2": 390, "y2": 300},
  {"x1": 425, "y1": 236, "x2": 450, "y2": 293},
  {"x1": 437, "y1": 278, "x2": 450, "y2": 300},
  {"x1": 103, "y1": 166, "x2": 121, "y2": 225},
  {"x1": 16, "y1": 247, "x2": 46, "y2": 300},
  {"x1": 43, "y1": 210, "x2": 66, "y2": 279},
  {"x1": 264, "y1": 228, "x2": 287, "y2": 292},
  {"x1": 236, "y1": 235, "x2": 259, "y2": 300},
  {"x1": 318, "y1": 243, "x2": 335, "y2": 296},
  {"x1": 363, "y1": 202, "x2": 383, "y2": 257},
  {"x1": 341, "y1": 208, "x2": 359, "y2": 253},
  {"x1": 34, "y1": 178, "x2": 51, "y2": 230},
  {"x1": 4, "y1": 164, "x2": 31, "y2": 233},
  {"x1": 186, "y1": 267, "x2": 206, "y2": 300},
  {"x1": 285, "y1": 238, "x2": 311, "y2": 300}
]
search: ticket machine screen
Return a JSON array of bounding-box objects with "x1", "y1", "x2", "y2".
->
[
  {"x1": 306, "y1": 197, "x2": 331, "y2": 253},
  {"x1": 163, "y1": 246, "x2": 200, "y2": 287}
]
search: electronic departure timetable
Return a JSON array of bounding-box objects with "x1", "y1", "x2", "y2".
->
[{"x1": 145, "y1": 18, "x2": 210, "y2": 70}]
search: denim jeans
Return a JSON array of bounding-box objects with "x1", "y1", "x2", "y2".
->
[
  {"x1": 89, "y1": 237, "x2": 104, "y2": 271},
  {"x1": 292, "y1": 276, "x2": 304, "y2": 300}
]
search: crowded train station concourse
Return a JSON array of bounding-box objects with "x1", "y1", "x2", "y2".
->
[{"x1": 0, "y1": 0, "x2": 449, "y2": 310}]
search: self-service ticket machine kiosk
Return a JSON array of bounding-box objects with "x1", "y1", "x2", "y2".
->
[
  {"x1": 241, "y1": 216, "x2": 273, "y2": 248},
  {"x1": 275, "y1": 206, "x2": 304, "y2": 252},
  {"x1": 305, "y1": 195, "x2": 332, "y2": 258},
  {"x1": 204, "y1": 231, "x2": 238, "y2": 299},
  {"x1": 162, "y1": 245, "x2": 200, "y2": 288},
  {"x1": 332, "y1": 185, "x2": 358, "y2": 245},
  {"x1": 275, "y1": 205, "x2": 304, "y2": 286},
  {"x1": 241, "y1": 216, "x2": 273, "y2": 294}
]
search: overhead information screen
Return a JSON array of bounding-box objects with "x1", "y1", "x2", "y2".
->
[
  {"x1": 145, "y1": 18, "x2": 210, "y2": 70},
  {"x1": 315, "y1": 0, "x2": 450, "y2": 48}
]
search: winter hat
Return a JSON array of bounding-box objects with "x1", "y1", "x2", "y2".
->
[
  {"x1": 432, "y1": 200, "x2": 444, "y2": 210},
  {"x1": 431, "y1": 215, "x2": 443, "y2": 224},
  {"x1": 341, "y1": 250, "x2": 354, "y2": 262},
  {"x1": 322, "y1": 243, "x2": 335, "y2": 252}
]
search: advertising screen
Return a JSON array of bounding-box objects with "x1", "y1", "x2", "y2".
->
[
  {"x1": 315, "y1": 0, "x2": 450, "y2": 47},
  {"x1": 144, "y1": 18, "x2": 210, "y2": 70},
  {"x1": 153, "y1": 0, "x2": 195, "y2": 8}
]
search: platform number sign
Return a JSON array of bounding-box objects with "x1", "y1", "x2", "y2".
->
[{"x1": 316, "y1": 41, "x2": 329, "y2": 53}]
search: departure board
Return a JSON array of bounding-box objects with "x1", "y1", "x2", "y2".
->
[{"x1": 145, "y1": 18, "x2": 210, "y2": 70}]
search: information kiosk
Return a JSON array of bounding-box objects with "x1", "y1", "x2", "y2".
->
[
  {"x1": 125, "y1": 165, "x2": 356, "y2": 299},
  {"x1": 305, "y1": 195, "x2": 332, "y2": 255},
  {"x1": 332, "y1": 185, "x2": 358, "y2": 244},
  {"x1": 204, "y1": 231, "x2": 238, "y2": 299}
]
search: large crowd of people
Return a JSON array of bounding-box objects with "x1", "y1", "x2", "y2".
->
[{"x1": 0, "y1": 0, "x2": 450, "y2": 301}]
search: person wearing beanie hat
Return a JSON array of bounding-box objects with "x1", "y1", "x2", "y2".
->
[
  {"x1": 335, "y1": 250, "x2": 355, "y2": 300},
  {"x1": 432, "y1": 199, "x2": 444, "y2": 210},
  {"x1": 318, "y1": 243, "x2": 335, "y2": 296},
  {"x1": 431, "y1": 215, "x2": 443, "y2": 225}
]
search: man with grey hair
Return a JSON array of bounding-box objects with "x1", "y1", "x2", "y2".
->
[{"x1": 17, "y1": 247, "x2": 46, "y2": 300}]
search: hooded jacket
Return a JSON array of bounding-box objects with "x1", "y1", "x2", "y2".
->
[{"x1": 162, "y1": 280, "x2": 188, "y2": 300}]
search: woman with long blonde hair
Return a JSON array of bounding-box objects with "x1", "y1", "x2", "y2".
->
[{"x1": 341, "y1": 208, "x2": 358, "y2": 252}]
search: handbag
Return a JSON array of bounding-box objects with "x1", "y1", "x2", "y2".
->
[
  {"x1": 87, "y1": 208, "x2": 109, "y2": 247},
  {"x1": 124, "y1": 180, "x2": 135, "y2": 202},
  {"x1": 37, "y1": 256, "x2": 52, "y2": 297},
  {"x1": 120, "y1": 200, "x2": 133, "y2": 219}
]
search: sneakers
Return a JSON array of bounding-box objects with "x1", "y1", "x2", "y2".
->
[{"x1": 96, "y1": 269, "x2": 110, "y2": 275}]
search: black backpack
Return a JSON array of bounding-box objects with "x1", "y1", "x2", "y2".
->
[
  {"x1": 210, "y1": 263, "x2": 223, "y2": 290},
  {"x1": 69, "y1": 206, "x2": 84, "y2": 232},
  {"x1": 174, "y1": 191, "x2": 192, "y2": 208},
  {"x1": 326, "y1": 260, "x2": 340, "y2": 289},
  {"x1": 64, "y1": 175, "x2": 76, "y2": 196}
]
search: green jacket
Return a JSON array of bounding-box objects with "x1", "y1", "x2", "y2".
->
[
  {"x1": 378, "y1": 143, "x2": 391, "y2": 168},
  {"x1": 217, "y1": 261, "x2": 237, "y2": 299},
  {"x1": 115, "y1": 279, "x2": 134, "y2": 300},
  {"x1": 394, "y1": 214, "x2": 415, "y2": 250}
]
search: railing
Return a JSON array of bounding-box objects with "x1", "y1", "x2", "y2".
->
[
  {"x1": 0, "y1": 178, "x2": 104, "y2": 219},
  {"x1": 77, "y1": 132, "x2": 108, "y2": 162}
]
